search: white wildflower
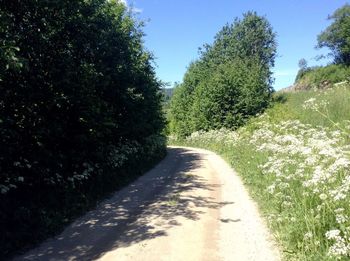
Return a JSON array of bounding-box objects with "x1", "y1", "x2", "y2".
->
[
  {"x1": 319, "y1": 193, "x2": 328, "y2": 200},
  {"x1": 336, "y1": 213, "x2": 347, "y2": 224},
  {"x1": 326, "y1": 229, "x2": 341, "y2": 240},
  {"x1": 267, "y1": 184, "x2": 275, "y2": 194},
  {"x1": 304, "y1": 232, "x2": 313, "y2": 240}
]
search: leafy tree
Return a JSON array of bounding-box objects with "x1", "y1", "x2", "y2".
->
[
  {"x1": 191, "y1": 59, "x2": 270, "y2": 130},
  {"x1": 203, "y1": 11, "x2": 276, "y2": 84},
  {"x1": 317, "y1": 4, "x2": 350, "y2": 65},
  {"x1": 169, "y1": 60, "x2": 209, "y2": 137},
  {"x1": 169, "y1": 11, "x2": 276, "y2": 137},
  {"x1": 0, "y1": 0, "x2": 165, "y2": 256},
  {"x1": 295, "y1": 58, "x2": 310, "y2": 83}
]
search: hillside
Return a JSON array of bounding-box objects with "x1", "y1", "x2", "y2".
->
[
  {"x1": 170, "y1": 83, "x2": 350, "y2": 260},
  {"x1": 292, "y1": 64, "x2": 350, "y2": 91}
]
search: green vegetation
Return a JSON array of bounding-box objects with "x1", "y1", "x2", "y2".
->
[
  {"x1": 294, "y1": 64, "x2": 350, "y2": 90},
  {"x1": 167, "y1": 3, "x2": 350, "y2": 261},
  {"x1": 0, "y1": 0, "x2": 165, "y2": 258},
  {"x1": 1, "y1": 0, "x2": 349, "y2": 259},
  {"x1": 168, "y1": 4, "x2": 350, "y2": 259},
  {"x1": 294, "y1": 3, "x2": 350, "y2": 91},
  {"x1": 169, "y1": 12, "x2": 276, "y2": 137},
  {"x1": 270, "y1": 86, "x2": 350, "y2": 130},
  {"x1": 170, "y1": 84, "x2": 350, "y2": 260},
  {"x1": 317, "y1": 4, "x2": 350, "y2": 65}
]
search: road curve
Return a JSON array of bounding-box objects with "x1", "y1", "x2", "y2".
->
[{"x1": 14, "y1": 146, "x2": 281, "y2": 261}]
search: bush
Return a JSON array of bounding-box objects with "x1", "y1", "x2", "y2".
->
[
  {"x1": 191, "y1": 59, "x2": 271, "y2": 130},
  {"x1": 169, "y1": 11, "x2": 276, "y2": 137},
  {"x1": 0, "y1": 0, "x2": 165, "y2": 257},
  {"x1": 295, "y1": 64, "x2": 350, "y2": 90}
]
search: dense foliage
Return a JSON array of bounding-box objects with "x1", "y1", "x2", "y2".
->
[
  {"x1": 317, "y1": 4, "x2": 350, "y2": 65},
  {"x1": 294, "y1": 64, "x2": 350, "y2": 89},
  {"x1": 294, "y1": 4, "x2": 350, "y2": 91},
  {"x1": 0, "y1": 0, "x2": 165, "y2": 257},
  {"x1": 169, "y1": 12, "x2": 276, "y2": 137}
]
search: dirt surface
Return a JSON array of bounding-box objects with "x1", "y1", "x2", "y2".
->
[{"x1": 14, "y1": 147, "x2": 281, "y2": 261}]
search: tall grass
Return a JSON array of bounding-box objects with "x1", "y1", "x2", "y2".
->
[
  {"x1": 268, "y1": 84, "x2": 350, "y2": 129},
  {"x1": 169, "y1": 84, "x2": 350, "y2": 260}
]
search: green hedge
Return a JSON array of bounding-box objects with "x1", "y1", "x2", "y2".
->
[{"x1": 0, "y1": 0, "x2": 165, "y2": 258}]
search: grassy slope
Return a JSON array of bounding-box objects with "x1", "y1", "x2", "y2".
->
[
  {"x1": 169, "y1": 84, "x2": 350, "y2": 260},
  {"x1": 269, "y1": 88, "x2": 350, "y2": 129},
  {"x1": 294, "y1": 65, "x2": 350, "y2": 91}
]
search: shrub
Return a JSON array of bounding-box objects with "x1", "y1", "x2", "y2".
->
[
  {"x1": 191, "y1": 59, "x2": 271, "y2": 130},
  {"x1": 0, "y1": 0, "x2": 165, "y2": 257},
  {"x1": 169, "y1": 11, "x2": 276, "y2": 137},
  {"x1": 295, "y1": 64, "x2": 350, "y2": 90}
]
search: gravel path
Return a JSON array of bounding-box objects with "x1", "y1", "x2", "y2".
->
[{"x1": 14, "y1": 146, "x2": 281, "y2": 261}]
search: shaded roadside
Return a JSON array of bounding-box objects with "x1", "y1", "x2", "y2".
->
[{"x1": 14, "y1": 147, "x2": 230, "y2": 261}]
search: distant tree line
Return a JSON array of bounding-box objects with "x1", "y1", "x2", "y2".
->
[
  {"x1": 169, "y1": 12, "x2": 277, "y2": 137},
  {"x1": 0, "y1": 0, "x2": 165, "y2": 257}
]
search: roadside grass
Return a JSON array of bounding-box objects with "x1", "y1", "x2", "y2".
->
[
  {"x1": 264, "y1": 84, "x2": 350, "y2": 130},
  {"x1": 169, "y1": 84, "x2": 350, "y2": 260}
]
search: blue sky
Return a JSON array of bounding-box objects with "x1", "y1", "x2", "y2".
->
[{"x1": 128, "y1": 0, "x2": 348, "y2": 90}]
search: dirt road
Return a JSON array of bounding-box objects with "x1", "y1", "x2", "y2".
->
[{"x1": 15, "y1": 147, "x2": 281, "y2": 261}]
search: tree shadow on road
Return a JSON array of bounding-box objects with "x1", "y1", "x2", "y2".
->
[{"x1": 16, "y1": 147, "x2": 234, "y2": 261}]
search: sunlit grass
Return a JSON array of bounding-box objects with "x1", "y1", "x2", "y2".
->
[
  {"x1": 270, "y1": 84, "x2": 350, "y2": 130},
  {"x1": 169, "y1": 84, "x2": 350, "y2": 260}
]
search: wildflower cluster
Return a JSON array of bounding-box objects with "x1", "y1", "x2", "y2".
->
[
  {"x1": 302, "y1": 86, "x2": 350, "y2": 136},
  {"x1": 303, "y1": 97, "x2": 329, "y2": 111},
  {"x1": 251, "y1": 119, "x2": 350, "y2": 259},
  {"x1": 173, "y1": 115, "x2": 350, "y2": 260},
  {"x1": 185, "y1": 128, "x2": 240, "y2": 145}
]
